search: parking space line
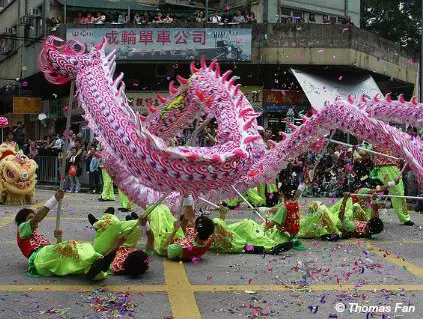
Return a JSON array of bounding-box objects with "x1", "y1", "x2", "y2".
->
[
  {"x1": 367, "y1": 243, "x2": 423, "y2": 279},
  {"x1": 0, "y1": 284, "x2": 168, "y2": 292},
  {"x1": 164, "y1": 259, "x2": 201, "y2": 319}
]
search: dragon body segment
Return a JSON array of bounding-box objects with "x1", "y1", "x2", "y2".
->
[{"x1": 39, "y1": 36, "x2": 423, "y2": 209}]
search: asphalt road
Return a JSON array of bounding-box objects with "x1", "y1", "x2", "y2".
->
[{"x1": 1, "y1": 190, "x2": 423, "y2": 319}]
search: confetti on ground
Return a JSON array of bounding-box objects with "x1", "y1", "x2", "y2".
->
[
  {"x1": 40, "y1": 307, "x2": 72, "y2": 318},
  {"x1": 86, "y1": 290, "x2": 137, "y2": 319}
]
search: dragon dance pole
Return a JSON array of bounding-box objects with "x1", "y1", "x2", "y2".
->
[
  {"x1": 355, "y1": 193, "x2": 423, "y2": 201},
  {"x1": 231, "y1": 185, "x2": 266, "y2": 222},
  {"x1": 55, "y1": 81, "x2": 75, "y2": 243},
  {"x1": 121, "y1": 192, "x2": 170, "y2": 238},
  {"x1": 199, "y1": 196, "x2": 220, "y2": 209},
  {"x1": 141, "y1": 192, "x2": 171, "y2": 219},
  {"x1": 327, "y1": 139, "x2": 399, "y2": 160}
]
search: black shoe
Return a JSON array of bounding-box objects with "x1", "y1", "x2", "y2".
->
[
  {"x1": 104, "y1": 207, "x2": 115, "y2": 215},
  {"x1": 270, "y1": 242, "x2": 294, "y2": 255},
  {"x1": 404, "y1": 221, "x2": 415, "y2": 226},
  {"x1": 130, "y1": 212, "x2": 139, "y2": 220},
  {"x1": 98, "y1": 197, "x2": 115, "y2": 202},
  {"x1": 118, "y1": 207, "x2": 129, "y2": 212},
  {"x1": 125, "y1": 215, "x2": 132, "y2": 221},
  {"x1": 88, "y1": 214, "x2": 98, "y2": 226},
  {"x1": 86, "y1": 249, "x2": 117, "y2": 280},
  {"x1": 320, "y1": 234, "x2": 341, "y2": 242}
]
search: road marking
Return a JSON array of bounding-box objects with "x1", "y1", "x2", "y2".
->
[
  {"x1": 367, "y1": 243, "x2": 423, "y2": 279},
  {"x1": 0, "y1": 202, "x2": 44, "y2": 229},
  {"x1": 164, "y1": 259, "x2": 201, "y2": 319},
  {"x1": 0, "y1": 283, "x2": 422, "y2": 293},
  {"x1": 0, "y1": 284, "x2": 168, "y2": 292},
  {"x1": 0, "y1": 215, "x2": 15, "y2": 228}
]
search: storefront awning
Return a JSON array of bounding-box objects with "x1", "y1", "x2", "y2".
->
[
  {"x1": 291, "y1": 68, "x2": 382, "y2": 110},
  {"x1": 57, "y1": 0, "x2": 156, "y2": 11}
]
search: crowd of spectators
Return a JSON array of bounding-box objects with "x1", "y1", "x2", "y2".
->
[
  {"x1": 71, "y1": 8, "x2": 258, "y2": 25},
  {"x1": 69, "y1": 8, "x2": 353, "y2": 26}
]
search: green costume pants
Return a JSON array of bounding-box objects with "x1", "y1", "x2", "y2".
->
[
  {"x1": 34, "y1": 241, "x2": 106, "y2": 280},
  {"x1": 100, "y1": 169, "x2": 115, "y2": 201},
  {"x1": 118, "y1": 189, "x2": 133, "y2": 210},
  {"x1": 371, "y1": 165, "x2": 410, "y2": 223}
]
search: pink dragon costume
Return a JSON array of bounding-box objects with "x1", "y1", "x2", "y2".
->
[{"x1": 38, "y1": 36, "x2": 423, "y2": 212}]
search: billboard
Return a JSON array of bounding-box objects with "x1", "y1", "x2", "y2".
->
[
  {"x1": 67, "y1": 28, "x2": 252, "y2": 61},
  {"x1": 263, "y1": 90, "x2": 309, "y2": 112},
  {"x1": 13, "y1": 97, "x2": 42, "y2": 114}
]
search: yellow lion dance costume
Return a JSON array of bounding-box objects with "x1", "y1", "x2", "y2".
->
[{"x1": 0, "y1": 143, "x2": 37, "y2": 205}]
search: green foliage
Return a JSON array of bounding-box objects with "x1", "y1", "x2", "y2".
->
[{"x1": 361, "y1": 0, "x2": 421, "y2": 53}]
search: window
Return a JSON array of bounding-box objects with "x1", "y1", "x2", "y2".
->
[
  {"x1": 280, "y1": 7, "x2": 291, "y2": 17},
  {"x1": 293, "y1": 11, "x2": 303, "y2": 19},
  {"x1": 337, "y1": 16, "x2": 345, "y2": 24},
  {"x1": 329, "y1": 16, "x2": 337, "y2": 24}
]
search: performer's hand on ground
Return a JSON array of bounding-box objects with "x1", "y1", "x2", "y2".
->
[{"x1": 55, "y1": 189, "x2": 64, "y2": 201}]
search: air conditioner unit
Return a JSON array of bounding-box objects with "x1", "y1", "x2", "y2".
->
[
  {"x1": 19, "y1": 16, "x2": 29, "y2": 25},
  {"x1": 5, "y1": 27, "x2": 16, "y2": 34},
  {"x1": 29, "y1": 8, "x2": 41, "y2": 17}
]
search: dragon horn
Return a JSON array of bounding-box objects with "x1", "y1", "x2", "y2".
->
[
  {"x1": 233, "y1": 84, "x2": 242, "y2": 95},
  {"x1": 208, "y1": 59, "x2": 217, "y2": 71},
  {"x1": 347, "y1": 94, "x2": 356, "y2": 104},
  {"x1": 385, "y1": 93, "x2": 392, "y2": 102},
  {"x1": 373, "y1": 93, "x2": 381, "y2": 102},
  {"x1": 176, "y1": 75, "x2": 188, "y2": 85},
  {"x1": 411, "y1": 96, "x2": 418, "y2": 105},
  {"x1": 157, "y1": 93, "x2": 167, "y2": 104},
  {"x1": 200, "y1": 56, "x2": 207, "y2": 69},
  {"x1": 398, "y1": 93, "x2": 405, "y2": 103},
  {"x1": 147, "y1": 100, "x2": 157, "y2": 113},
  {"x1": 228, "y1": 77, "x2": 237, "y2": 88},
  {"x1": 361, "y1": 94, "x2": 368, "y2": 102},
  {"x1": 169, "y1": 81, "x2": 178, "y2": 95},
  {"x1": 190, "y1": 61, "x2": 200, "y2": 73},
  {"x1": 221, "y1": 70, "x2": 232, "y2": 83},
  {"x1": 215, "y1": 62, "x2": 221, "y2": 78}
]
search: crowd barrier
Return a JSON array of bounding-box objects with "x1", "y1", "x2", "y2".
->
[{"x1": 35, "y1": 156, "x2": 90, "y2": 186}]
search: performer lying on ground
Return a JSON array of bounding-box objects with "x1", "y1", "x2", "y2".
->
[
  {"x1": 210, "y1": 209, "x2": 295, "y2": 255},
  {"x1": 298, "y1": 191, "x2": 384, "y2": 240},
  {"x1": 15, "y1": 190, "x2": 118, "y2": 280},
  {"x1": 88, "y1": 207, "x2": 152, "y2": 276},
  {"x1": 148, "y1": 196, "x2": 215, "y2": 261}
]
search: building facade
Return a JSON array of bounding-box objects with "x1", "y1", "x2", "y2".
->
[{"x1": 0, "y1": 0, "x2": 417, "y2": 144}]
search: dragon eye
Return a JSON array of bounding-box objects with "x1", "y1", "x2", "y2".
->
[{"x1": 21, "y1": 171, "x2": 29, "y2": 180}]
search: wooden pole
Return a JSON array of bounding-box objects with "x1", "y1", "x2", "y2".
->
[
  {"x1": 327, "y1": 139, "x2": 399, "y2": 160},
  {"x1": 55, "y1": 81, "x2": 74, "y2": 243},
  {"x1": 231, "y1": 185, "x2": 266, "y2": 222}
]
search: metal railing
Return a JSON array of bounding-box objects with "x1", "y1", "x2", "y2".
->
[
  {"x1": 35, "y1": 156, "x2": 59, "y2": 184},
  {"x1": 35, "y1": 156, "x2": 90, "y2": 186}
]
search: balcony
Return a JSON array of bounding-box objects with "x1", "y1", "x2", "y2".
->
[{"x1": 52, "y1": 22, "x2": 418, "y2": 84}]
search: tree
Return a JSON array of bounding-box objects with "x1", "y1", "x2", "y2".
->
[{"x1": 361, "y1": 0, "x2": 421, "y2": 53}]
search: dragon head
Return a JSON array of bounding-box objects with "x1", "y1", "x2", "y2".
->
[
  {"x1": 0, "y1": 146, "x2": 37, "y2": 196},
  {"x1": 38, "y1": 36, "x2": 104, "y2": 84}
]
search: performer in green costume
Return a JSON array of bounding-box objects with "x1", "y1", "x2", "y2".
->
[
  {"x1": 88, "y1": 208, "x2": 153, "y2": 276},
  {"x1": 15, "y1": 190, "x2": 118, "y2": 280}
]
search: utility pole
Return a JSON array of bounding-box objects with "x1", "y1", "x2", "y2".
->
[{"x1": 205, "y1": 0, "x2": 209, "y2": 21}]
